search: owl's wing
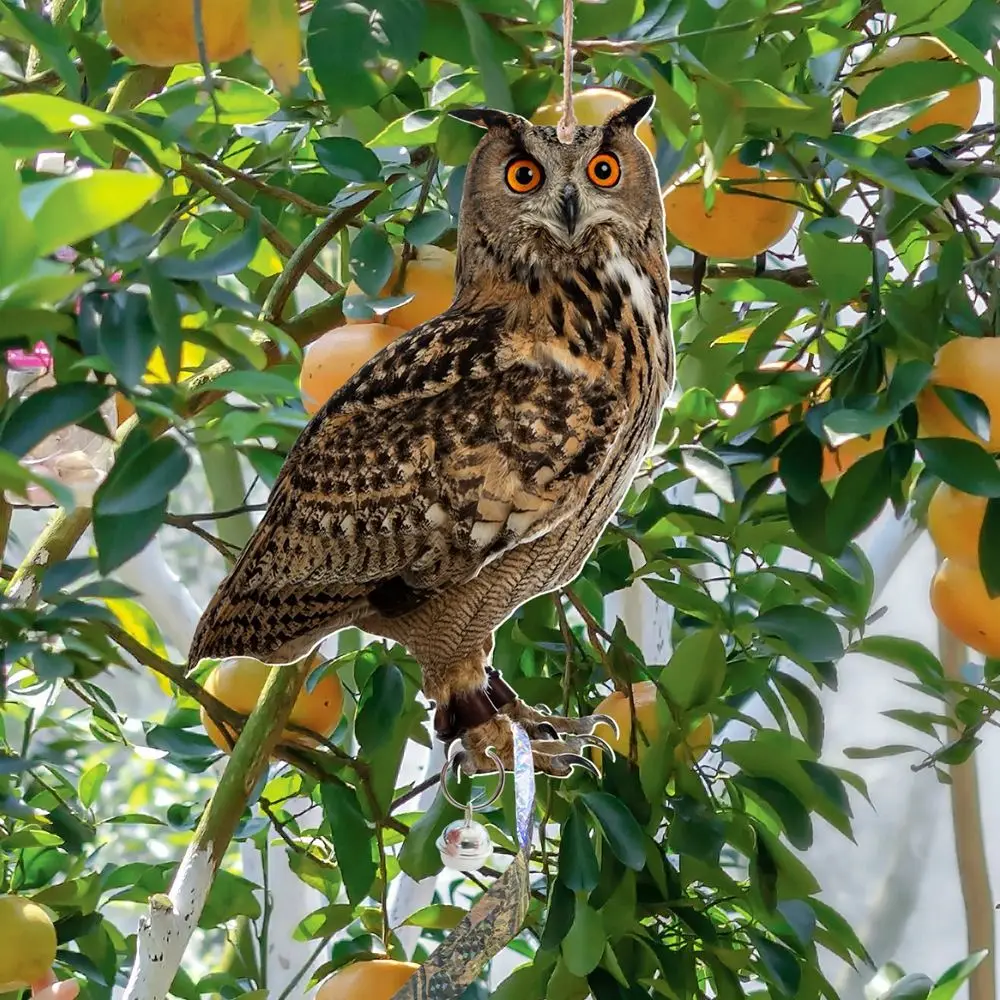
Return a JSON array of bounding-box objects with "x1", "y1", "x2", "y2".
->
[{"x1": 189, "y1": 307, "x2": 626, "y2": 663}]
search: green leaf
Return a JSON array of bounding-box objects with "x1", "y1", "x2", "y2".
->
[
  {"x1": 800, "y1": 232, "x2": 872, "y2": 304},
  {"x1": 749, "y1": 932, "x2": 801, "y2": 997},
  {"x1": 314, "y1": 137, "x2": 382, "y2": 183},
  {"x1": 883, "y1": 974, "x2": 934, "y2": 1000},
  {"x1": 201, "y1": 870, "x2": 262, "y2": 927},
  {"x1": 403, "y1": 904, "x2": 467, "y2": 929},
  {"x1": 883, "y1": 0, "x2": 972, "y2": 30},
  {"x1": 581, "y1": 792, "x2": 646, "y2": 871},
  {"x1": 369, "y1": 109, "x2": 442, "y2": 148},
  {"x1": 136, "y1": 77, "x2": 280, "y2": 125},
  {"x1": 756, "y1": 605, "x2": 844, "y2": 662},
  {"x1": 158, "y1": 216, "x2": 262, "y2": 280},
  {"x1": 561, "y1": 900, "x2": 604, "y2": 978},
  {"x1": 0, "y1": 3, "x2": 81, "y2": 99},
  {"x1": 97, "y1": 290, "x2": 157, "y2": 388},
  {"x1": 308, "y1": 0, "x2": 425, "y2": 112},
  {"x1": 20, "y1": 169, "x2": 163, "y2": 256},
  {"x1": 979, "y1": 498, "x2": 1000, "y2": 599},
  {"x1": 928, "y1": 952, "x2": 989, "y2": 1000},
  {"x1": 916, "y1": 438, "x2": 1000, "y2": 497},
  {"x1": 355, "y1": 663, "x2": 405, "y2": 753},
  {"x1": 0, "y1": 383, "x2": 110, "y2": 458},
  {"x1": 398, "y1": 788, "x2": 461, "y2": 880},
  {"x1": 847, "y1": 635, "x2": 943, "y2": 684},
  {"x1": 661, "y1": 628, "x2": 726, "y2": 710},
  {"x1": 94, "y1": 438, "x2": 190, "y2": 517},
  {"x1": 826, "y1": 451, "x2": 892, "y2": 552},
  {"x1": 93, "y1": 502, "x2": 168, "y2": 575},
  {"x1": 320, "y1": 783, "x2": 377, "y2": 905},
  {"x1": 933, "y1": 386, "x2": 990, "y2": 443},
  {"x1": 855, "y1": 59, "x2": 979, "y2": 120},
  {"x1": 145, "y1": 265, "x2": 184, "y2": 379},
  {"x1": 78, "y1": 762, "x2": 109, "y2": 809},
  {"x1": 679, "y1": 445, "x2": 735, "y2": 503},
  {"x1": 558, "y1": 805, "x2": 599, "y2": 893},
  {"x1": 404, "y1": 210, "x2": 452, "y2": 247},
  {"x1": 0, "y1": 149, "x2": 37, "y2": 289},
  {"x1": 456, "y1": 0, "x2": 514, "y2": 111},
  {"x1": 293, "y1": 904, "x2": 355, "y2": 940},
  {"x1": 350, "y1": 225, "x2": 395, "y2": 297},
  {"x1": 808, "y1": 136, "x2": 936, "y2": 205}
]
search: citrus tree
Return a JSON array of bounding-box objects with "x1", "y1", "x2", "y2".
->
[{"x1": 2, "y1": 0, "x2": 1000, "y2": 998}]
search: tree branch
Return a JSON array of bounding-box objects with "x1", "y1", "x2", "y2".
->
[{"x1": 178, "y1": 161, "x2": 341, "y2": 298}]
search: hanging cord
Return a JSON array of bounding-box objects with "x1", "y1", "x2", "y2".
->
[{"x1": 556, "y1": 0, "x2": 576, "y2": 143}]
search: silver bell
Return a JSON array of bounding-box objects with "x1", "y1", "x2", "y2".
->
[
  {"x1": 436, "y1": 809, "x2": 494, "y2": 871},
  {"x1": 435, "y1": 746, "x2": 505, "y2": 873}
]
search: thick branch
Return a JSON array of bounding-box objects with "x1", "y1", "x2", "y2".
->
[{"x1": 122, "y1": 657, "x2": 311, "y2": 1000}]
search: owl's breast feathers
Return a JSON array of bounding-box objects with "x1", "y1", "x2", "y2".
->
[{"x1": 188, "y1": 252, "x2": 672, "y2": 667}]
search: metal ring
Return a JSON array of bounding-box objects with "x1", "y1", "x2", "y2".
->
[{"x1": 439, "y1": 746, "x2": 506, "y2": 811}]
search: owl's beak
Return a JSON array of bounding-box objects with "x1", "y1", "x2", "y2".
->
[{"x1": 559, "y1": 183, "x2": 580, "y2": 237}]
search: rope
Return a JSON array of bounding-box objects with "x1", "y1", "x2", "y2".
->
[{"x1": 556, "y1": 0, "x2": 576, "y2": 143}]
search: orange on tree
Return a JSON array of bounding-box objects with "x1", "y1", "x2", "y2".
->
[
  {"x1": 930, "y1": 558, "x2": 1000, "y2": 658},
  {"x1": 200, "y1": 655, "x2": 344, "y2": 753},
  {"x1": 721, "y1": 361, "x2": 883, "y2": 482},
  {"x1": 841, "y1": 36, "x2": 981, "y2": 134},
  {"x1": 0, "y1": 895, "x2": 57, "y2": 993},
  {"x1": 316, "y1": 960, "x2": 419, "y2": 1000},
  {"x1": 300, "y1": 323, "x2": 407, "y2": 416},
  {"x1": 532, "y1": 87, "x2": 656, "y2": 159},
  {"x1": 591, "y1": 680, "x2": 714, "y2": 770},
  {"x1": 663, "y1": 153, "x2": 799, "y2": 260},
  {"x1": 345, "y1": 244, "x2": 456, "y2": 332},
  {"x1": 103, "y1": 0, "x2": 251, "y2": 67},
  {"x1": 927, "y1": 483, "x2": 986, "y2": 565},
  {"x1": 917, "y1": 336, "x2": 1000, "y2": 451}
]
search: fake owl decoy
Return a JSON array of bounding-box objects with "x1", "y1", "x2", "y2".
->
[{"x1": 189, "y1": 95, "x2": 675, "y2": 776}]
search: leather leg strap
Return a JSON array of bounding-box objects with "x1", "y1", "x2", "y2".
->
[{"x1": 433, "y1": 669, "x2": 519, "y2": 743}]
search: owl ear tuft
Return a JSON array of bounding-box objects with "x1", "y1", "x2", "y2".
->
[
  {"x1": 448, "y1": 107, "x2": 523, "y2": 131},
  {"x1": 604, "y1": 94, "x2": 656, "y2": 132}
]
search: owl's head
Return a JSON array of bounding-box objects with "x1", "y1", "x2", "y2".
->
[{"x1": 450, "y1": 95, "x2": 662, "y2": 287}]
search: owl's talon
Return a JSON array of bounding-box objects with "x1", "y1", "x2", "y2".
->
[
  {"x1": 545, "y1": 752, "x2": 601, "y2": 780},
  {"x1": 536, "y1": 722, "x2": 561, "y2": 740},
  {"x1": 578, "y1": 732, "x2": 616, "y2": 760}
]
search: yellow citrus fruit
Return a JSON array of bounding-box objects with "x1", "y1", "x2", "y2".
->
[
  {"x1": 532, "y1": 87, "x2": 656, "y2": 159},
  {"x1": 103, "y1": 0, "x2": 251, "y2": 66},
  {"x1": 663, "y1": 153, "x2": 799, "y2": 259},
  {"x1": 316, "y1": 961, "x2": 420, "y2": 1000},
  {"x1": 200, "y1": 655, "x2": 344, "y2": 753},
  {"x1": 841, "y1": 36, "x2": 981, "y2": 134},
  {"x1": 930, "y1": 558, "x2": 1000, "y2": 658},
  {"x1": 346, "y1": 245, "x2": 456, "y2": 332},
  {"x1": 592, "y1": 680, "x2": 714, "y2": 769},
  {"x1": 300, "y1": 323, "x2": 407, "y2": 416},
  {"x1": 917, "y1": 337, "x2": 1000, "y2": 451},
  {"x1": 0, "y1": 896, "x2": 57, "y2": 992},
  {"x1": 927, "y1": 484, "x2": 986, "y2": 565}
]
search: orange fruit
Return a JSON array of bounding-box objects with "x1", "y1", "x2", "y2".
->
[
  {"x1": 591, "y1": 680, "x2": 714, "y2": 770},
  {"x1": 917, "y1": 337, "x2": 1000, "y2": 451},
  {"x1": 927, "y1": 484, "x2": 986, "y2": 564},
  {"x1": 841, "y1": 36, "x2": 981, "y2": 134},
  {"x1": 316, "y1": 961, "x2": 420, "y2": 1000},
  {"x1": 532, "y1": 87, "x2": 656, "y2": 158},
  {"x1": 721, "y1": 362, "x2": 882, "y2": 482},
  {"x1": 345, "y1": 245, "x2": 456, "y2": 332},
  {"x1": 300, "y1": 323, "x2": 406, "y2": 415},
  {"x1": 0, "y1": 896, "x2": 57, "y2": 993},
  {"x1": 663, "y1": 153, "x2": 799, "y2": 259},
  {"x1": 200, "y1": 655, "x2": 344, "y2": 753},
  {"x1": 103, "y1": 0, "x2": 251, "y2": 66},
  {"x1": 930, "y1": 558, "x2": 1000, "y2": 658}
]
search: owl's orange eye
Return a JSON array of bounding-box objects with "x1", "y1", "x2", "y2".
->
[
  {"x1": 587, "y1": 152, "x2": 621, "y2": 188},
  {"x1": 506, "y1": 158, "x2": 543, "y2": 193}
]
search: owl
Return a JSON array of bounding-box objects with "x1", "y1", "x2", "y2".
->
[{"x1": 189, "y1": 95, "x2": 675, "y2": 777}]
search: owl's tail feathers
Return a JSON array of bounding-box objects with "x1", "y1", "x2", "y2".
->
[{"x1": 187, "y1": 584, "x2": 363, "y2": 669}]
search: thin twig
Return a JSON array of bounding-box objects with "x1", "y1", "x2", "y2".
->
[
  {"x1": 179, "y1": 161, "x2": 341, "y2": 298},
  {"x1": 190, "y1": 152, "x2": 331, "y2": 217}
]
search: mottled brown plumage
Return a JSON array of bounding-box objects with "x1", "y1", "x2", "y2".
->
[{"x1": 190, "y1": 97, "x2": 674, "y2": 775}]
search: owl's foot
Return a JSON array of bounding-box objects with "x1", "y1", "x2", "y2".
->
[{"x1": 435, "y1": 668, "x2": 617, "y2": 778}]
